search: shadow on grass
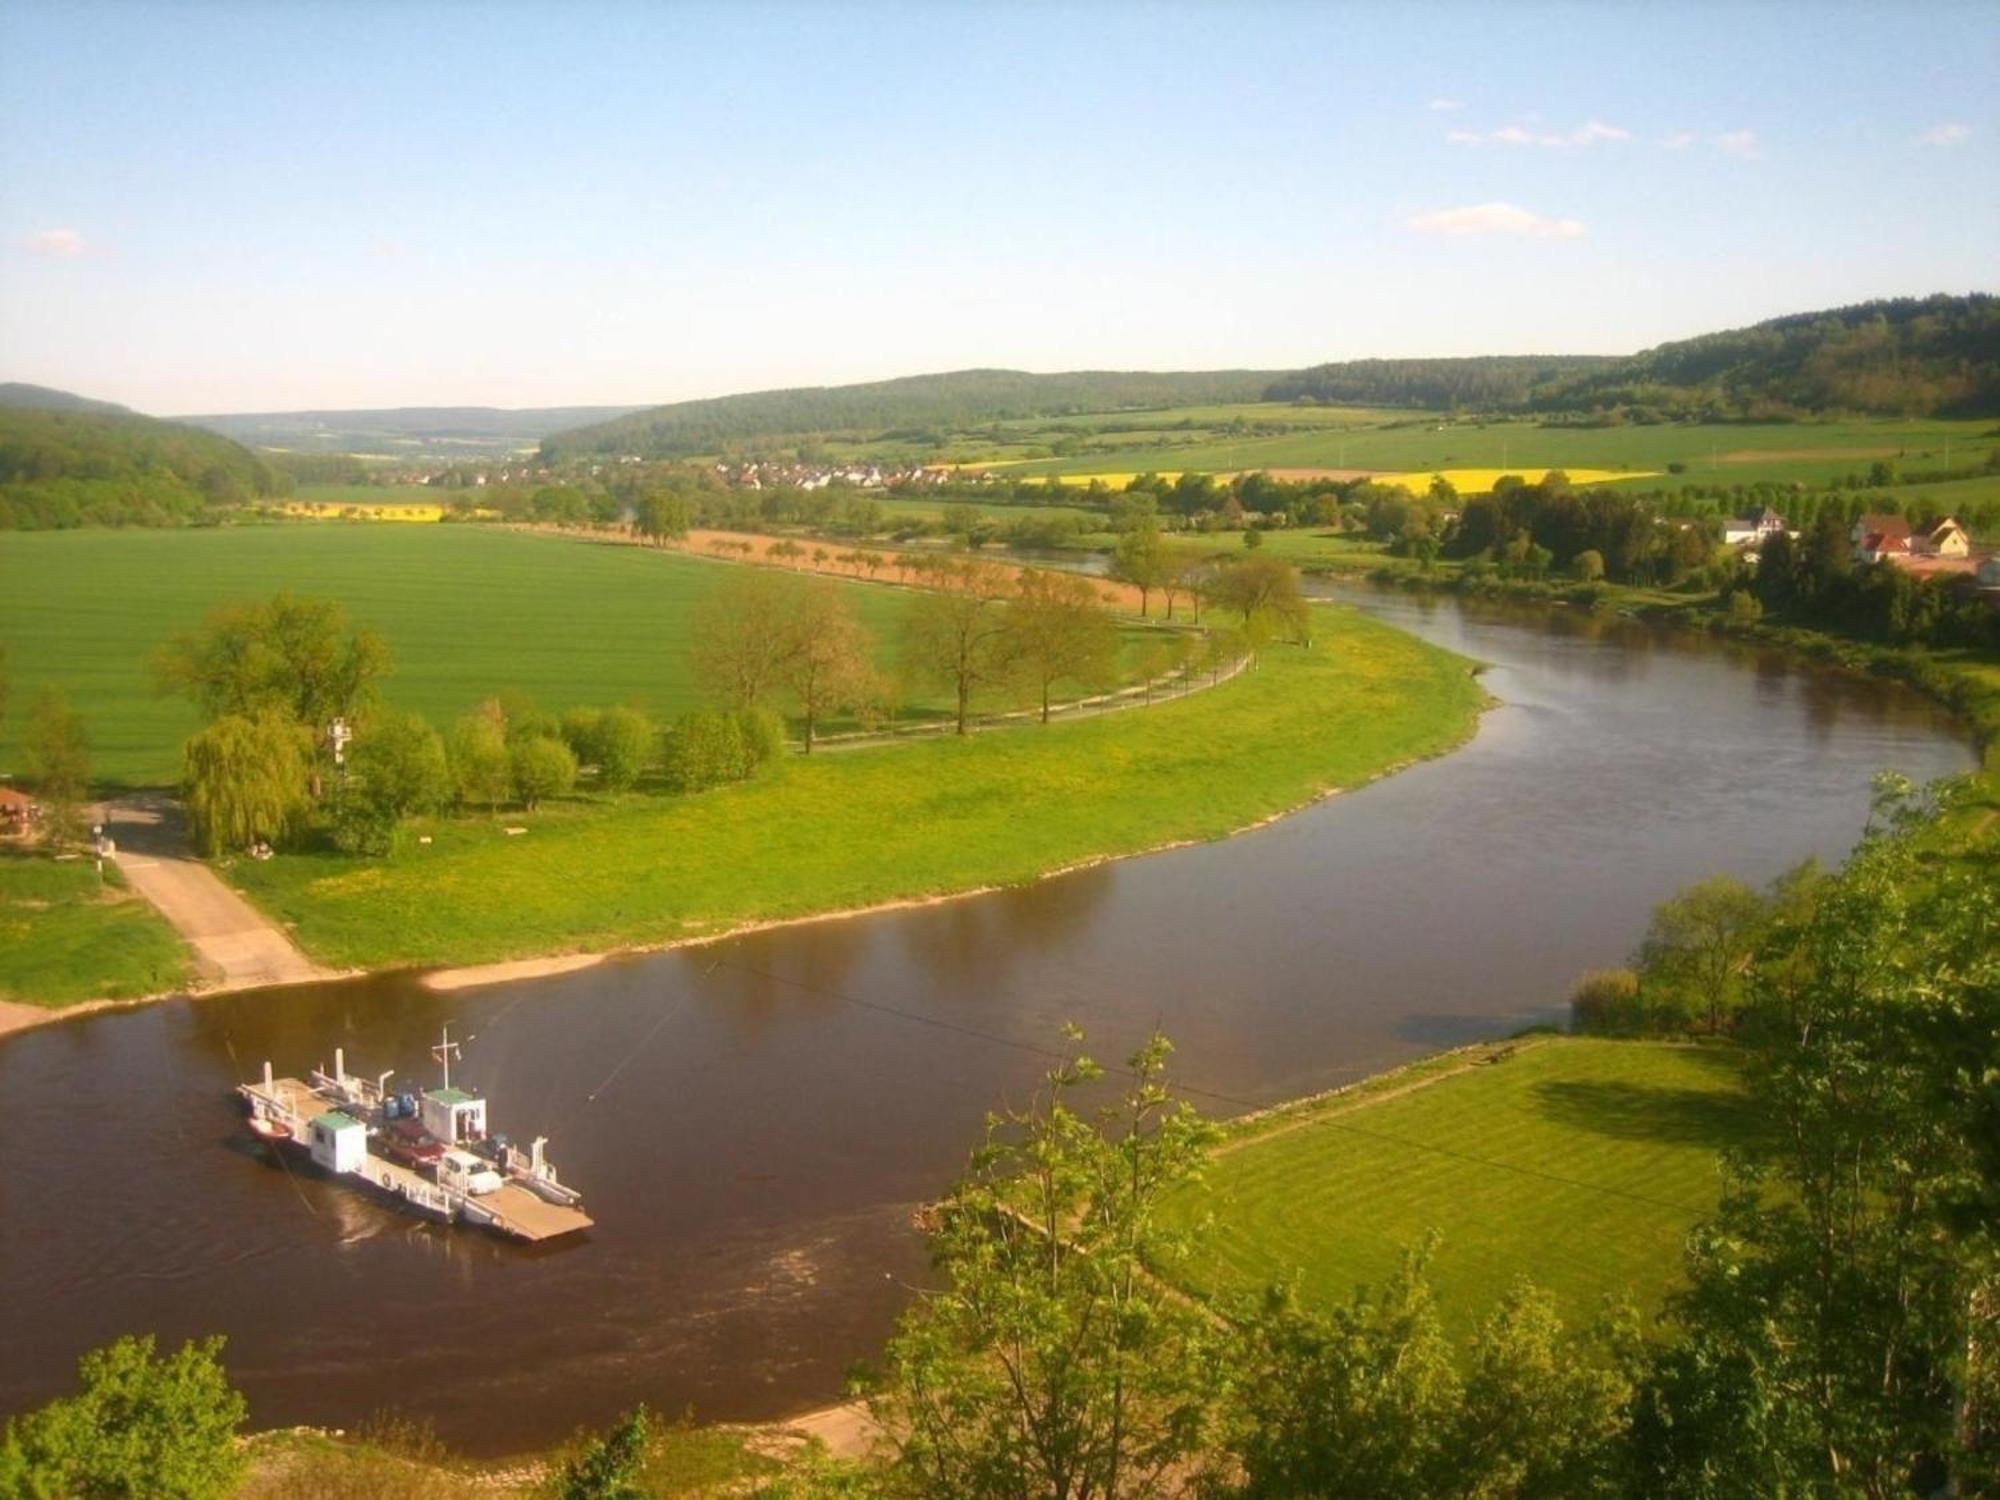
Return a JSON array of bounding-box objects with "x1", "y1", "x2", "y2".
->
[{"x1": 1530, "y1": 1076, "x2": 1764, "y2": 1150}]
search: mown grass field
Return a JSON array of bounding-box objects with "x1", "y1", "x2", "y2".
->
[
  {"x1": 1158, "y1": 1037, "x2": 1755, "y2": 1337},
  {"x1": 0, "y1": 851, "x2": 190, "y2": 1006},
  {"x1": 0, "y1": 525, "x2": 1106, "y2": 788},
  {"x1": 227, "y1": 603, "x2": 1487, "y2": 970}
]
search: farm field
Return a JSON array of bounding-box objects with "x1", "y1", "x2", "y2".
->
[
  {"x1": 290, "y1": 483, "x2": 446, "y2": 504},
  {"x1": 1158, "y1": 1037, "x2": 1755, "y2": 1337},
  {"x1": 0, "y1": 526, "x2": 1009, "y2": 788},
  {"x1": 227, "y1": 603, "x2": 1487, "y2": 971},
  {"x1": 990, "y1": 412, "x2": 1996, "y2": 492},
  {"x1": 0, "y1": 851, "x2": 191, "y2": 1006}
]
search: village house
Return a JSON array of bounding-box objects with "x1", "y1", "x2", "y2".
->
[
  {"x1": 0, "y1": 785, "x2": 38, "y2": 836},
  {"x1": 1721, "y1": 506, "x2": 1788, "y2": 547},
  {"x1": 1851, "y1": 513, "x2": 1912, "y2": 563},
  {"x1": 1909, "y1": 516, "x2": 1971, "y2": 558}
]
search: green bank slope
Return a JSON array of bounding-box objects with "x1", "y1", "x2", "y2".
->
[
  {"x1": 229, "y1": 603, "x2": 1487, "y2": 971},
  {"x1": 1160, "y1": 1037, "x2": 1755, "y2": 1337}
]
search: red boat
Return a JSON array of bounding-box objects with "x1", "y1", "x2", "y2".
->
[{"x1": 246, "y1": 1115, "x2": 292, "y2": 1144}]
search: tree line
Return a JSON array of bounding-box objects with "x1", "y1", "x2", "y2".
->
[{"x1": 0, "y1": 405, "x2": 288, "y2": 531}]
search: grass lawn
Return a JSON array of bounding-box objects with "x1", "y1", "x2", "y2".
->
[
  {"x1": 1158, "y1": 1037, "x2": 1756, "y2": 1338},
  {"x1": 0, "y1": 525, "x2": 998, "y2": 788},
  {"x1": 227, "y1": 602, "x2": 1487, "y2": 971},
  {"x1": 0, "y1": 849, "x2": 191, "y2": 1006}
]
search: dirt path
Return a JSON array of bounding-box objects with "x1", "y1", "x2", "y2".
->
[{"x1": 102, "y1": 795, "x2": 337, "y2": 992}]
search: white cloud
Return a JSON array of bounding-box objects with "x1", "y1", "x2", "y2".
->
[
  {"x1": 1407, "y1": 202, "x2": 1588, "y2": 240},
  {"x1": 21, "y1": 227, "x2": 87, "y2": 258},
  {"x1": 1449, "y1": 120, "x2": 1630, "y2": 148},
  {"x1": 1713, "y1": 129, "x2": 1761, "y2": 159},
  {"x1": 1660, "y1": 130, "x2": 1697, "y2": 149},
  {"x1": 1427, "y1": 97, "x2": 1464, "y2": 112},
  {"x1": 1918, "y1": 122, "x2": 1971, "y2": 146}
]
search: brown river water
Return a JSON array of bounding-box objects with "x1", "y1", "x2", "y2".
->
[{"x1": 0, "y1": 591, "x2": 1978, "y2": 1454}]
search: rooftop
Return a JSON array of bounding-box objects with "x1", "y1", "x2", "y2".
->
[
  {"x1": 427, "y1": 1087, "x2": 479, "y2": 1105},
  {"x1": 313, "y1": 1110, "x2": 362, "y2": 1132}
]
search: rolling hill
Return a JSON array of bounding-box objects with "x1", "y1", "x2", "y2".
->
[{"x1": 180, "y1": 404, "x2": 645, "y2": 459}]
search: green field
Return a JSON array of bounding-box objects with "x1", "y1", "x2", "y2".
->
[
  {"x1": 226, "y1": 604, "x2": 1486, "y2": 970},
  {"x1": 0, "y1": 851, "x2": 191, "y2": 1006},
  {"x1": 990, "y1": 411, "x2": 1997, "y2": 495},
  {"x1": 0, "y1": 526, "x2": 1159, "y2": 788},
  {"x1": 1159, "y1": 1037, "x2": 1754, "y2": 1337}
]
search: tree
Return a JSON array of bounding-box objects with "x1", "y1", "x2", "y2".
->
[
  {"x1": 1206, "y1": 558, "x2": 1310, "y2": 646},
  {"x1": 334, "y1": 710, "x2": 450, "y2": 854},
  {"x1": 510, "y1": 735, "x2": 576, "y2": 811},
  {"x1": 0, "y1": 1333, "x2": 247, "y2": 1499},
  {"x1": 689, "y1": 568, "x2": 801, "y2": 711},
  {"x1": 900, "y1": 560, "x2": 1015, "y2": 736},
  {"x1": 873, "y1": 1030, "x2": 1223, "y2": 1499},
  {"x1": 182, "y1": 713, "x2": 310, "y2": 856},
  {"x1": 1003, "y1": 568, "x2": 1118, "y2": 723},
  {"x1": 1111, "y1": 523, "x2": 1169, "y2": 616},
  {"x1": 0, "y1": 641, "x2": 9, "y2": 754},
  {"x1": 591, "y1": 705, "x2": 656, "y2": 791},
  {"x1": 1572, "y1": 548, "x2": 1606, "y2": 582},
  {"x1": 556, "y1": 1405, "x2": 651, "y2": 1500},
  {"x1": 22, "y1": 686, "x2": 90, "y2": 846},
  {"x1": 154, "y1": 593, "x2": 389, "y2": 750},
  {"x1": 1633, "y1": 874, "x2": 1767, "y2": 1033},
  {"x1": 448, "y1": 711, "x2": 513, "y2": 812},
  {"x1": 781, "y1": 581, "x2": 877, "y2": 752},
  {"x1": 633, "y1": 489, "x2": 690, "y2": 545},
  {"x1": 660, "y1": 709, "x2": 749, "y2": 793}
]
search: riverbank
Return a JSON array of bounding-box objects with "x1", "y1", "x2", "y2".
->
[{"x1": 224, "y1": 603, "x2": 1489, "y2": 973}]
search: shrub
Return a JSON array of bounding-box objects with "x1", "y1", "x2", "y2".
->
[
  {"x1": 1726, "y1": 590, "x2": 1763, "y2": 624},
  {"x1": 1568, "y1": 968, "x2": 1644, "y2": 1035},
  {"x1": 510, "y1": 734, "x2": 577, "y2": 810},
  {"x1": 448, "y1": 714, "x2": 512, "y2": 811},
  {"x1": 593, "y1": 706, "x2": 655, "y2": 792},
  {"x1": 735, "y1": 707, "x2": 786, "y2": 772},
  {"x1": 661, "y1": 710, "x2": 748, "y2": 794}
]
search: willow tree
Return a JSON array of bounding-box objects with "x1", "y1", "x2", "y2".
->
[{"x1": 182, "y1": 713, "x2": 309, "y2": 857}]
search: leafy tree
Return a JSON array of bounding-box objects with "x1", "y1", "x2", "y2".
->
[
  {"x1": 510, "y1": 734, "x2": 576, "y2": 811},
  {"x1": 1111, "y1": 523, "x2": 1169, "y2": 616},
  {"x1": 448, "y1": 711, "x2": 513, "y2": 812},
  {"x1": 0, "y1": 1333, "x2": 246, "y2": 1500},
  {"x1": 734, "y1": 706, "x2": 787, "y2": 772},
  {"x1": 661, "y1": 709, "x2": 749, "y2": 793},
  {"x1": 1205, "y1": 558, "x2": 1310, "y2": 646},
  {"x1": 781, "y1": 581, "x2": 877, "y2": 752},
  {"x1": 1633, "y1": 874, "x2": 1767, "y2": 1033},
  {"x1": 591, "y1": 705, "x2": 656, "y2": 791},
  {"x1": 873, "y1": 1030, "x2": 1223, "y2": 1499},
  {"x1": 1572, "y1": 548, "x2": 1606, "y2": 582},
  {"x1": 899, "y1": 560, "x2": 1016, "y2": 736},
  {"x1": 22, "y1": 686, "x2": 90, "y2": 846},
  {"x1": 0, "y1": 640, "x2": 10, "y2": 753},
  {"x1": 633, "y1": 489, "x2": 690, "y2": 545},
  {"x1": 556, "y1": 1405, "x2": 651, "y2": 1500},
  {"x1": 181, "y1": 713, "x2": 310, "y2": 856},
  {"x1": 333, "y1": 710, "x2": 450, "y2": 855},
  {"x1": 690, "y1": 569, "x2": 802, "y2": 711},
  {"x1": 154, "y1": 593, "x2": 389, "y2": 753},
  {"x1": 1002, "y1": 568, "x2": 1118, "y2": 723}
]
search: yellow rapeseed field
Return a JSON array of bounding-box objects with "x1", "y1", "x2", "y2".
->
[{"x1": 1371, "y1": 467, "x2": 1656, "y2": 495}]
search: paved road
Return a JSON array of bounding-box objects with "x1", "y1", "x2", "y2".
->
[{"x1": 102, "y1": 796, "x2": 334, "y2": 991}]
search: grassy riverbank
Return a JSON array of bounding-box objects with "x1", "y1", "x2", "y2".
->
[
  {"x1": 0, "y1": 851, "x2": 191, "y2": 1007},
  {"x1": 225, "y1": 603, "x2": 1487, "y2": 971},
  {"x1": 1157, "y1": 1036, "x2": 1755, "y2": 1337}
]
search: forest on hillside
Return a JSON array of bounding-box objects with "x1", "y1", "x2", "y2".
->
[{"x1": 0, "y1": 404, "x2": 287, "y2": 530}]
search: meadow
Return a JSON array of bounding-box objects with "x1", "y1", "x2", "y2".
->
[
  {"x1": 1158, "y1": 1036, "x2": 1755, "y2": 1336},
  {"x1": 0, "y1": 526, "x2": 1043, "y2": 787},
  {"x1": 0, "y1": 851, "x2": 190, "y2": 1006},
  {"x1": 227, "y1": 604, "x2": 1487, "y2": 970}
]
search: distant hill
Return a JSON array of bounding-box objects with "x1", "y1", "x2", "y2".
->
[
  {"x1": 0, "y1": 382, "x2": 132, "y2": 415},
  {"x1": 1263, "y1": 356, "x2": 1618, "y2": 412},
  {"x1": 182, "y1": 405, "x2": 647, "y2": 459},
  {"x1": 540, "y1": 369, "x2": 1280, "y2": 460},
  {"x1": 0, "y1": 400, "x2": 285, "y2": 530},
  {"x1": 1533, "y1": 294, "x2": 2000, "y2": 419}
]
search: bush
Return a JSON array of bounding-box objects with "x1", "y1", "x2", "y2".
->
[
  {"x1": 661, "y1": 710, "x2": 748, "y2": 794},
  {"x1": 1568, "y1": 968, "x2": 1644, "y2": 1035},
  {"x1": 1726, "y1": 590, "x2": 1763, "y2": 624},
  {"x1": 735, "y1": 707, "x2": 786, "y2": 772},
  {"x1": 593, "y1": 706, "x2": 655, "y2": 792},
  {"x1": 510, "y1": 735, "x2": 577, "y2": 810},
  {"x1": 448, "y1": 714, "x2": 512, "y2": 811},
  {"x1": 0, "y1": 1334, "x2": 247, "y2": 1499}
]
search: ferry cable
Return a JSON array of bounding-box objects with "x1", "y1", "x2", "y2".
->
[
  {"x1": 222, "y1": 1032, "x2": 321, "y2": 1220},
  {"x1": 702, "y1": 954, "x2": 1718, "y2": 1220}
]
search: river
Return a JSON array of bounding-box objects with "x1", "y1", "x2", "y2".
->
[{"x1": 0, "y1": 591, "x2": 1976, "y2": 1453}]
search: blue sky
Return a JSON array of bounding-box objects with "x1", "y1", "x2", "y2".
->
[{"x1": 1, "y1": 0, "x2": 1993, "y2": 413}]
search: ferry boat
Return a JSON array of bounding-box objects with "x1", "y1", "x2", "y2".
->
[{"x1": 238, "y1": 1025, "x2": 592, "y2": 1242}]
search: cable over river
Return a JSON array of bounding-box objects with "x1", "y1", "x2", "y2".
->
[{"x1": 0, "y1": 590, "x2": 1977, "y2": 1455}]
